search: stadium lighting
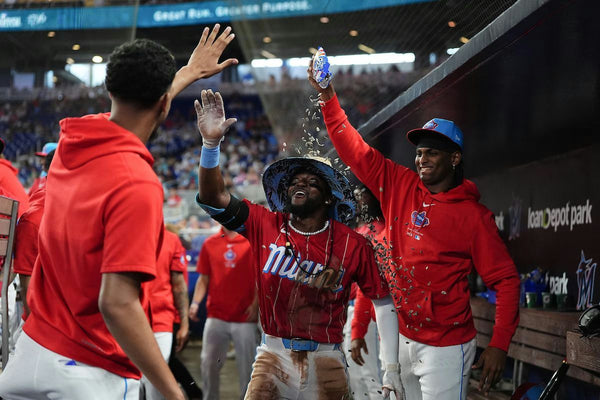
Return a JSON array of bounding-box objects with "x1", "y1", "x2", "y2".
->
[
  {"x1": 251, "y1": 58, "x2": 283, "y2": 68},
  {"x1": 260, "y1": 50, "x2": 277, "y2": 59},
  {"x1": 460, "y1": 36, "x2": 469, "y2": 44},
  {"x1": 448, "y1": 21, "x2": 456, "y2": 28},
  {"x1": 66, "y1": 57, "x2": 75, "y2": 64},
  {"x1": 349, "y1": 30, "x2": 358, "y2": 37},
  {"x1": 262, "y1": 36, "x2": 272, "y2": 44},
  {"x1": 358, "y1": 44, "x2": 376, "y2": 54},
  {"x1": 446, "y1": 48, "x2": 459, "y2": 55},
  {"x1": 288, "y1": 57, "x2": 312, "y2": 67},
  {"x1": 320, "y1": 16, "x2": 329, "y2": 23},
  {"x1": 330, "y1": 53, "x2": 415, "y2": 65},
  {"x1": 92, "y1": 56, "x2": 103, "y2": 63},
  {"x1": 72, "y1": 44, "x2": 81, "y2": 51},
  {"x1": 47, "y1": 31, "x2": 55, "y2": 38}
]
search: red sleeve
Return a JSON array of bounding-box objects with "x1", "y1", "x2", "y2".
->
[
  {"x1": 353, "y1": 236, "x2": 389, "y2": 300},
  {"x1": 321, "y1": 95, "x2": 412, "y2": 206},
  {"x1": 471, "y1": 210, "x2": 520, "y2": 351},
  {"x1": 13, "y1": 219, "x2": 38, "y2": 275},
  {"x1": 351, "y1": 288, "x2": 374, "y2": 340},
  {"x1": 170, "y1": 235, "x2": 187, "y2": 273},
  {"x1": 196, "y1": 238, "x2": 211, "y2": 275},
  {"x1": 101, "y1": 182, "x2": 163, "y2": 280},
  {"x1": 1, "y1": 171, "x2": 30, "y2": 218}
]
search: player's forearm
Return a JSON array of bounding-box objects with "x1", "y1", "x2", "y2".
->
[
  {"x1": 171, "y1": 272, "x2": 189, "y2": 325},
  {"x1": 372, "y1": 296, "x2": 399, "y2": 365},
  {"x1": 490, "y1": 275, "x2": 520, "y2": 351},
  {"x1": 99, "y1": 273, "x2": 182, "y2": 399},
  {"x1": 197, "y1": 163, "x2": 230, "y2": 209},
  {"x1": 321, "y1": 95, "x2": 393, "y2": 199},
  {"x1": 19, "y1": 274, "x2": 31, "y2": 317},
  {"x1": 191, "y1": 275, "x2": 208, "y2": 305}
]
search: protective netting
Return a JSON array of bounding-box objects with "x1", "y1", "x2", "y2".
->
[{"x1": 227, "y1": 0, "x2": 518, "y2": 159}]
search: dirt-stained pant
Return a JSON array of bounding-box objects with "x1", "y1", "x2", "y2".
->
[{"x1": 245, "y1": 335, "x2": 350, "y2": 400}]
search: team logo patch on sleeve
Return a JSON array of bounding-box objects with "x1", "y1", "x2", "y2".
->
[{"x1": 411, "y1": 211, "x2": 430, "y2": 228}]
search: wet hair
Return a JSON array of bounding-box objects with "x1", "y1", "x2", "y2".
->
[{"x1": 105, "y1": 39, "x2": 177, "y2": 109}]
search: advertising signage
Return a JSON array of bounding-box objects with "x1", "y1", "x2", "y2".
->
[{"x1": 0, "y1": 0, "x2": 434, "y2": 31}]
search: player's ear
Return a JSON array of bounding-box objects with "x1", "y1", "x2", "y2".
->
[{"x1": 451, "y1": 151, "x2": 462, "y2": 166}]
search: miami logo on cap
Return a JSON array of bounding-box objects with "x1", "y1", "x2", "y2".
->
[{"x1": 423, "y1": 120, "x2": 438, "y2": 130}]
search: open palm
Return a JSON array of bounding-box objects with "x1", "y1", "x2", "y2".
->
[{"x1": 194, "y1": 89, "x2": 237, "y2": 146}]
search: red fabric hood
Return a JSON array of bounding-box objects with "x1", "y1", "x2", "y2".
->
[
  {"x1": 0, "y1": 159, "x2": 18, "y2": 175},
  {"x1": 417, "y1": 177, "x2": 481, "y2": 204},
  {"x1": 58, "y1": 113, "x2": 154, "y2": 170}
]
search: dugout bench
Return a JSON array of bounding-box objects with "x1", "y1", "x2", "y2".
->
[
  {"x1": 467, "y1": 296, "x2": 600, "y2": 399},
  {"x1": 0, "y1": 196, "x2": 19, "y2": 370}
]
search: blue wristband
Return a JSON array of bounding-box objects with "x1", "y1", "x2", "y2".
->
[{"x1": 200, "y1": 145, "x2": 220, "y2": 169}]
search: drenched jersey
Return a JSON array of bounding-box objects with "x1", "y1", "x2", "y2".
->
[{"x1": 241, "y1": 200, "x2": 388, "y2": 344}]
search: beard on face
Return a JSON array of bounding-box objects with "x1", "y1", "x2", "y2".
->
[{"x1": 286, "y1": 196, "x2": 324, "y2": 218}]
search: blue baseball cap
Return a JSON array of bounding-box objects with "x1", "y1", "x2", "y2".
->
[
  {"x1": 406, "y1": 118, "x2": 464, "y2": 151},
  {"x1": 36, "y1": 142, "x2": 58, "y2": 157}
]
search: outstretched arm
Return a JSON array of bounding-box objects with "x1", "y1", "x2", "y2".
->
[
  {"x1": 100, "y1": 273, "x2": 184, "y2": 400},
  {"x1": 170, "y1": 24, "x2": 238, "y2": 99},
  {"x1": 195, "y1": 90, "x2": 237, "y2": 209}
]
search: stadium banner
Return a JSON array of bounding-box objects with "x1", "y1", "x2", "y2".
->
[{"x1": 0, "y1": 0, "x2": 434, "y2": 31}]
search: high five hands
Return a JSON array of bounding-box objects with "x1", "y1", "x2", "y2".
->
[{"x1": 194, "y1": 90, "x2": 237, "y2": 148}]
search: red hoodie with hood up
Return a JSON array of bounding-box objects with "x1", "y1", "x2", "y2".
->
[
  {"x1": 24, "y1": 113, "x2": 164, "y2": 379},
  {"x1": 322, "y1": 95, "x2": 520, "y2": 351}
]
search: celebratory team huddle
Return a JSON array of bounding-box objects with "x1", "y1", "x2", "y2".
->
[{"x1": 0, "y1": 24, "x2": 520, "y2": 400}]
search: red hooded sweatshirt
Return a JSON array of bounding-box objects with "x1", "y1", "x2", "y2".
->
[
  {"x1": 0, "y1": 158, "x2": 30, "y2": 217},
  {"x1": 322, "y1": 95, "x2": 519, "y2": 351},
  {"x1": 23, "y1": 113, "x2": 164, "y2": 379}
]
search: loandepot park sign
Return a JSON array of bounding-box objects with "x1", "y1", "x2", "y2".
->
[
  {"x1": 0, "y1": 0, "x2": 435, "y2": 31},
  {"x1": 527, "y1": 199, "x2": 593, "y2": 232}
]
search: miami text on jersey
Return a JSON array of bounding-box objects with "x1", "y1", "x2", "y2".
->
[{"x1": 262, "y1": 244, "x2": 345, "y2": 292}]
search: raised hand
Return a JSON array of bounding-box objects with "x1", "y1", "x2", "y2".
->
[
  {"x1": 170, "y1": 24, "x2": 238, "y2": 98},
  {"x1": 194, "y1": 90, "x2": 237, "y2": 148},
  {"x1": 307, "y1": 56, "x2": 335, "y2": 102}
]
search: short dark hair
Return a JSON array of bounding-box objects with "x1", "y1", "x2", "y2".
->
[{"x1": 105, "y1": 39, "x2": 177, "y2": 109}]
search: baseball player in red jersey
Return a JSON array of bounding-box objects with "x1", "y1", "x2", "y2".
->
[
  {"x1": 0, "y1": 25, "x2": 237, "y2": 400},
  {"x1": 141, "y1": 228, "x2": 190, "y2": 400},
  {"x1": 189, "y1": 227, "x2": 258, "y2": 399},
  {"x1": 308, "y1": 63, "x2": 521, "y2": 399},
  {"x1": 193, "y1": 89, "x2": 402, "y2": 399},
  {"x1": 28, "y1": 142, "x2": 57, "y2": 197}
]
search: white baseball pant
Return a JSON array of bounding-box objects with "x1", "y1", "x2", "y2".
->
[
  {"x1": 244, "y1": 334, "x2": 350, "y2": 400},
  {"x1": 343, "y1": 304, "x2": 382, "y2": 400},
  {"x1": 0, "y1": 332, "x2": 140, "y2": 399},
  {"x1": 201, "y1": 317, "x2": 257, "y2": 400},
  {"x1": 398, "y1": 332, "x2": 476, "y2": 400},
  {"x1": 140, "y1": 331, "x2": 173, "y2": 400}
]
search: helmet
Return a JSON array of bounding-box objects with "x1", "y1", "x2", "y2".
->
[{"x1": 578, "y1": 304, "x2": 600, "y2": 338}]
